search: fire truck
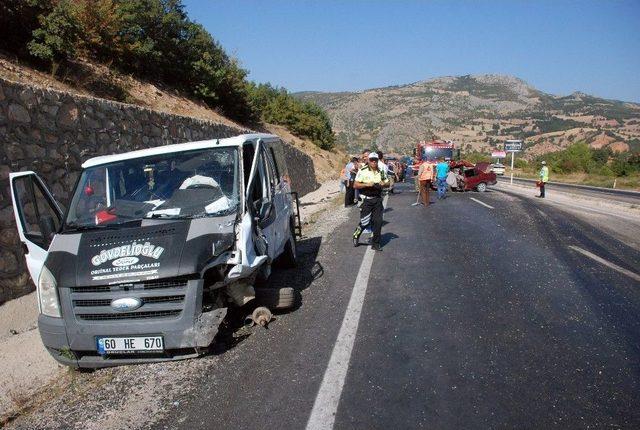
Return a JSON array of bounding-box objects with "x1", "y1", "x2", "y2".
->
[{"x1": 412, "y1": 139, "x2": 460, "y2": 172}]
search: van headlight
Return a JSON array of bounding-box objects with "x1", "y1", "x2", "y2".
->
[{"x1": 38, "y1": 266, "x2": 61, "y2": 318}]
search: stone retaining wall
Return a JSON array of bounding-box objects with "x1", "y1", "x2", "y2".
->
[{"x1": 0, "y1": 78, "x2": 318, "y2": 304}]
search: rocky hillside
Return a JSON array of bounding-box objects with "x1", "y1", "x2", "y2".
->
[{"x1": 296, "y1": 74, "x2": 640, "y2": 158}]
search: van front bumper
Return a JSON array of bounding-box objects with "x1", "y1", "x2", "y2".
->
[{"x1": 38, "y1": 279, "x2": 227, "y2": 368}]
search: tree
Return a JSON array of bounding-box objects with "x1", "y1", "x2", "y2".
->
[
  {"x1": 246, "y1": 82, "x2": 336, "y2": 149},
  {"x1": 27, "y1": 0, "x2": 82, "y2": 73}
]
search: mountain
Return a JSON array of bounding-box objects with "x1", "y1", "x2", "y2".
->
[{"x1": 295, "y1": 74, "x2": 640, "y2": 157}]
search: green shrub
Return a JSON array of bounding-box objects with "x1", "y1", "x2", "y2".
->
[
  {"x1": 247, "y1": 83, "x2": 335, "y2": 150},
  {"x1": 461, "y1": 151, "x2": 491, "y2": 163},
  {"x1": 513, "y1": 158, "x2": 528, "y2": 169},
  {"x1": 532, "y1": 142, "x2": 639, "y2": 177},
  {"x1": 27, "y1": 0, "x2": 82, "y2": 70}
]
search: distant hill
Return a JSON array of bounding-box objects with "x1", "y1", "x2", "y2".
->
[{"x1": 295, "y1": 74, "x2": 640, "y2": 158}]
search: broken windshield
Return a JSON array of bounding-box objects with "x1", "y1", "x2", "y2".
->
[{"x1": 65, "y1": 147, "x2": 240, "y2": 228}]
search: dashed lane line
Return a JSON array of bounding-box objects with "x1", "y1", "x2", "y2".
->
[
  {"x1": 305, "y1": 195, "x2": 388, "y2": 430},
  {"x1": 568, "y1": 245, "x2": 640, "y2": 283},
  {"x1": 470, "y1": 197, "x2": 495, "y2": 209}
]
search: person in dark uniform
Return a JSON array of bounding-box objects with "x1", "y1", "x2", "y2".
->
[{"x1": 352, "y1": 152, "x2": 390, "y2": 251}]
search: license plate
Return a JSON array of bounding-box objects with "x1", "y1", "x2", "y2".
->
[{"x1": 97, "y1": 336, "x2": 164, "y2": 355}]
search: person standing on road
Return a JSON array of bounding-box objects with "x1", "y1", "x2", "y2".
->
[
  {"x1": 454, "y1": 168, "x2": 465, "y2": 191},
  {"x1": 538, "y1": 160, "x2": 549, "y2": 198},
  {"x1": 436, "y1": 157, "x2": 450, "y2": 199},
  {"x1": 446, "y1": 169, "x2": 458, "y2": 192},
  {"x1": 344, "y1": 156, "x2": 359, "y2": 207},
  {"x1": 355, "y1": 149, "x2": 370, "y2": 205},
  {"x1": 417, "y1": 160, "x2": 435, "y2": 206},
  {"x1": 352, "y1": 152, "x2": 389, "y2": 251}
]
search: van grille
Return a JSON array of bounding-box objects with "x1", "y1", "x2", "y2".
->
[
  {"x1": 77, "y1": 310, "x2": 181, "y2": 321},
  {"x1": 71, "y1": 279, "x2": 188, "y2": 293},
  {"x1": 69, "y1": 278, "x2": 189, "y2": 322},
  {"x1": 73, "y1": 295, "x2": 185, "y2": 307}
]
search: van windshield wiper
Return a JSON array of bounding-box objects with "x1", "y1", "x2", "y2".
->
[
  {"x1": 63, "y1": 219, "x2": 143, "y2": 232},
  {"x1": 144, "y1": 213, "x2": 192, "y2": 219},
  {"x1": 62, "y1": 223, "x2": 118, "y2": 232}
]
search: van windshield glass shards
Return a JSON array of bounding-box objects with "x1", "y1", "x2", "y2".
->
[{"x1": 65, "y1": 147, "x2": 240, "y2": 228}]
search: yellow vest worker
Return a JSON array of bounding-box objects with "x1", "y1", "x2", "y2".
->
[
  {"x1": 538, "y1": 161, "x2": 549, "y2": 198},
  {"x1": 352, "y1": 152, "x2": 389, "y2": 251}
]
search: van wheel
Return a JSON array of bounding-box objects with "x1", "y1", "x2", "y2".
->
[
  {"x1": 477, "y1": 182, "x2": 487, "y2": 192},
  {"x1": 255, "y1": 287, "x2": 296, "y2": 309}
]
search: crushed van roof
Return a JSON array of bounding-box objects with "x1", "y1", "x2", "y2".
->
[{"x1": 81, "y1": 133, "x2": 277, "y2": 168}]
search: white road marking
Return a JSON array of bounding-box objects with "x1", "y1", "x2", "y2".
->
[
  {"x1": 306, "y1": 195, "x2": 388, "y2": 430},
  {"x1": 568, "y1": 245, "x2": 640, "y2": 282},
  {"x1": 536, "y1": 208, "x2": 547, "y2": 217},
  {"x1": 470, "y1": 197, "x2": 494, "y2": 209}
]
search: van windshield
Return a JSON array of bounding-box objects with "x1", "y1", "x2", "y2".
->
[{"x1": 65, "y1": 147, "x2": 240, "y2": 228}]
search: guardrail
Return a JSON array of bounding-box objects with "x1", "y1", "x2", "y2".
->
[{"x1": 497, "y1": 176, "x2": 640, "y2": 200}]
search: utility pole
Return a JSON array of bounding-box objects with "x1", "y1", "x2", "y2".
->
[{"x1": 510, "y1": 151, "x2": 515, "y2": 185}]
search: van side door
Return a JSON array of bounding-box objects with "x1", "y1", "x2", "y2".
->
[
  {"x1": 9, "y1": 172, "x2": 64, "y2": 284},
  {"x1": 263, "y1": 142, "x2": 290, "y2": 255},
  {"x1": 245, "y1": 141, "x2": 279, "y2": 260}
]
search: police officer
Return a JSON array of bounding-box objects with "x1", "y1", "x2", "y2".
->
[
  {"x1": 538, "y1": 160, "x2": 549, "y2": 198},
  {"x1": 352, "y1": 152, "x2": 389, "y2": 251}
]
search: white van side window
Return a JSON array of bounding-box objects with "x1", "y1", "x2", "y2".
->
[
  {"x1": 265, "y1": 146, "x2": 279, "y2": 188},
  {"x1": 13, "y1": 176, "x2": 61, "y2": 248},
  {"x1": 271, "y1": 140, "x2": 289, "y2": 185}
]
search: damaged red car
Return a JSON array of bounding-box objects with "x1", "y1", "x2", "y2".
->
[{"x1": 451, "y1": 161, "x2": 497, "y2": 192}]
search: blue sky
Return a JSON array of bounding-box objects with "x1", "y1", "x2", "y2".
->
[{"x1": 183, "y1": 0, "x2": 640, "y2": 102}]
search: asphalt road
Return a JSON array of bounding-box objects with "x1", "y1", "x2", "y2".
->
[{"x1": 153, "y1": 180, "x2": 640, "y2": 429}]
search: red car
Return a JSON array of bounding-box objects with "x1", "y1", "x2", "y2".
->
[
  {"x1": 460, "y1": 162, "x2": 497, "y2": 192},
  {"x1": 448, "y1": 161, "x2": 497, "y2": 192}
]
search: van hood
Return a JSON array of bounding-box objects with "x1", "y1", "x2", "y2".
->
[{"x1": 45, "y1": 216, "x2": 236, "y2": 288}]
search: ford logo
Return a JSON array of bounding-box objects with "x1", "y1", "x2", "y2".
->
[
  {"x1": 112, "y1": 257, "x2": 139, "y2": 267},
  {"x1": 111, "y1": 297, "x2": 143, "y2": 312}
]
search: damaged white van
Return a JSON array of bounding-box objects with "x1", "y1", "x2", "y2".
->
[{"x1": 9, "y1": 133, "x2": 301, "y2": 368}]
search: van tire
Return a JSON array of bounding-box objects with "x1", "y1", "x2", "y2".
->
[
  {"x1": 477, "y1": 182, "x2": 487, "y2": 192},
  {"x1": 255, "y1": 287, "x2": 296, "y2": 309}
]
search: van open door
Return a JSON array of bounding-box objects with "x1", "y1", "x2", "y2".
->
[{"x1": 9, "y1": 171, "x2": 64, "y2": 284}]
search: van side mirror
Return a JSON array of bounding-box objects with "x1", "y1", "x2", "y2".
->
[{"x1": 39, "y1": 215, "x2": 57, "y2": 247}]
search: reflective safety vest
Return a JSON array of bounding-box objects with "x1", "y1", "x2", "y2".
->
[
  {"x1": 419, "y1": 163, "x2": 435, "y2": 181},
  {"x1": 540, "y1": 166, "x2": 549, "y2": 182},
  {"x1": 355, "y1": 166, "x2": 388, "y2": 197}
]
